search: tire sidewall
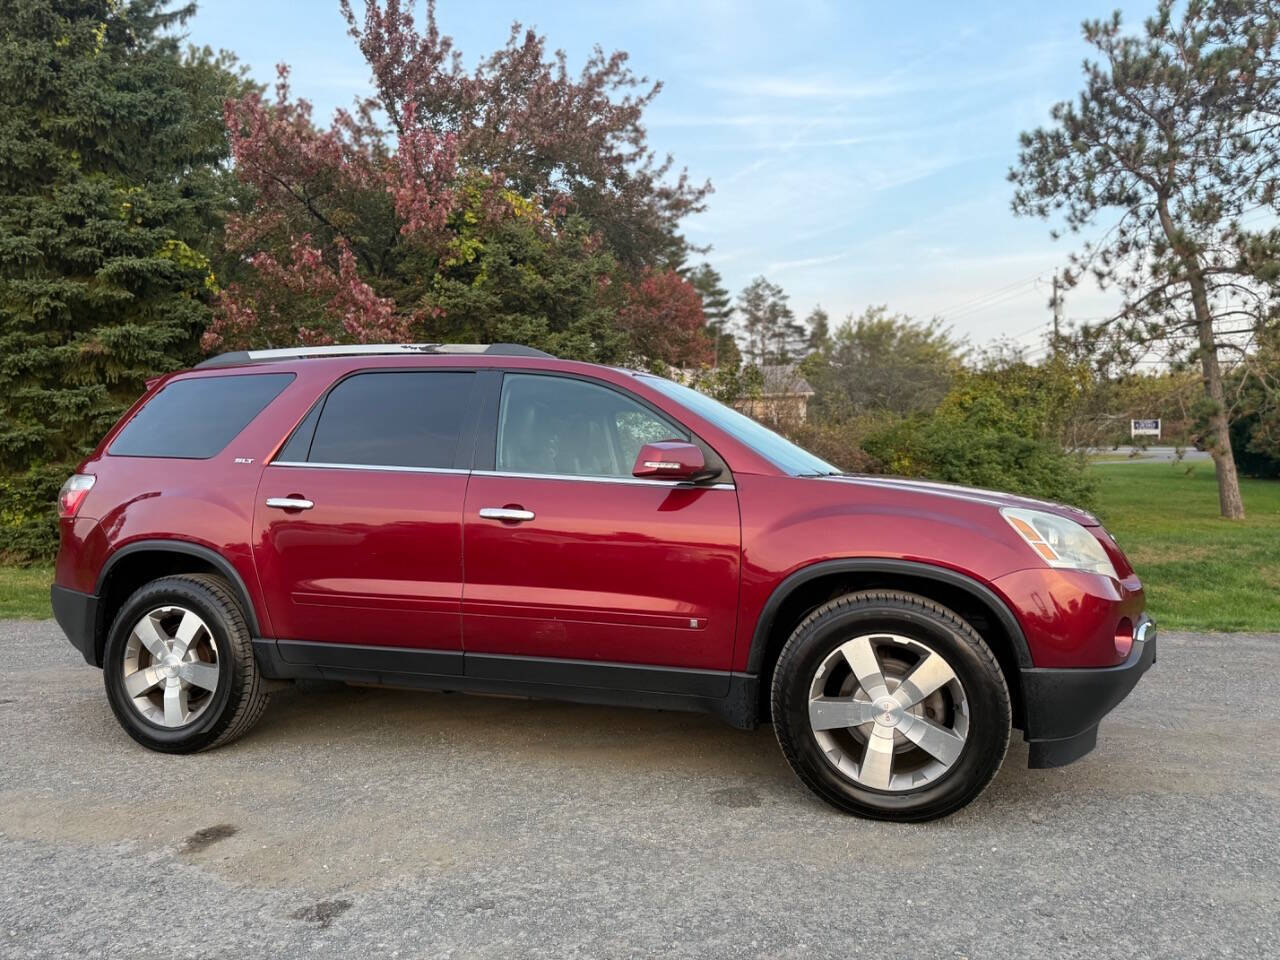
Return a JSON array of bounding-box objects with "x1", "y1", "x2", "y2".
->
[
  {"x1": 103, "y1": 579, "x2": 242, "y2": 752},
  {"x1": 774, "y1": 597, "x2": 1010, "y2": 820}
]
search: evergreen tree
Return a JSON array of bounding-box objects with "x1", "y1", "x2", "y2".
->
[
  {"x1": 1011, "y1": 0, "x2": 1280, "y2": 519},
  {"x1": 736, "y1": 276, "x2": 804, "y2": 365},
  {"x1": 689, "y1": 262, "x2": 738, "y2": 367},
  {"x1": 0, "y1": 0, "x2": 245, "y2": 559},
  {"x1": 806, "y1": 306, "x2": 831, "y2": 355}
]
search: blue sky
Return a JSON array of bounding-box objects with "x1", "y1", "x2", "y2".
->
[{"x1": 187, "y1": 0, "x2": 1152, "y2": 352}]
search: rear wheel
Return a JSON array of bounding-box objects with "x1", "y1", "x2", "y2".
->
[
  {"x1": 103, "y1": 574, "x2": 270, "y2": 753},
  {"x1": 771, "y1": 590, "x2": 1010, "y2": 821}
]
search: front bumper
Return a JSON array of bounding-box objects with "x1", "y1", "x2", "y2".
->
[
  {"x1": 51, "y1": 584, "x2": 101, "y2": 667},
  {"x1": 1018, "y1": 617, "x2": 1156, "y2": 768}
]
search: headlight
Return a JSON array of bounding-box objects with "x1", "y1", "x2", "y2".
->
[{"x1": 1000, "y1": 507, "x2": 1118, "y2": 579}]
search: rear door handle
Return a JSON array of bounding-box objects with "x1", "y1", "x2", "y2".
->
[
  {"x1": 478, "y1": 507, "x2": 535, "y2": 522},
  {"x1": 265, "y1": 497, "x2": 314, "y2": 510}
]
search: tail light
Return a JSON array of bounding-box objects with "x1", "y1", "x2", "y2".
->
[{"x1": 57, "y1": 474, "x2": 95, "y2": 519}]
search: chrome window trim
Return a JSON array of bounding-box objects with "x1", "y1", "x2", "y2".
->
[
  {"x1": 473, "y1": 468, "x2": 734, "y2": 490},
  {"x1": 268, "y1": 462, "x2": 735, "y2": 488},
  {"x1": 271, "y1": 460, "x2": 469, "y2": 476}
]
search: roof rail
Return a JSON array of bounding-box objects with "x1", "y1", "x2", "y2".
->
[{"x1": 194, "y1": 342, "x2": 553, "y2": 369}]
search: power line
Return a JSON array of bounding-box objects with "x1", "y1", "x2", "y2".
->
[
  {"x1": 942, "y1": 282, "x2": 1044, "y2": 323},
  {"x1": 1008, "y1": 319, "x2": 1052, "y2": 341},
  {"x1": 932, "y1": 273, "x2": 1045, "y2": 323}
]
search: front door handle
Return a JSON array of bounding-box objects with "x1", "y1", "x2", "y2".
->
[
  {"x1": 478, "y1": 507, "x2": 535, "y2": 522},
  {"x1": 265, "y1": 496, "x2": 314, "y2": 510}
]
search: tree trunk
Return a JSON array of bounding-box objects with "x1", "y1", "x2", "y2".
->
[
  {"x1": 1187, "y1": 270, "x2": 1246, "y2": 519},
  {"x1": 1157, "y1": 191, "x2": 1246, "y2": 520}
]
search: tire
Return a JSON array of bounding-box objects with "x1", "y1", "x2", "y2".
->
[
  {"x1": 771, "y1": 590, "x2": 1010, "y2": 822},
  {"x1": 103, "y1": 574, "x2": 270, "y2": 753}
]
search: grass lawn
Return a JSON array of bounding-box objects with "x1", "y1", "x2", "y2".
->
[
  {"x1": 0, "y1": 564, "x2": 53, "y2": 619},
  {"x1": 1093, "y1": 462, "x2": 1280, "y2": 632}
]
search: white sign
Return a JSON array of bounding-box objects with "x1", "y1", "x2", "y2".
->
[{"x1": 1131, "y1": 418, "x2": 1161, "y2": 438}]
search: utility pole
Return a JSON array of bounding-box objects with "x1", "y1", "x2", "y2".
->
[{"x1": 1050, "y1": 275, "x2": 1063, "y2": 356}]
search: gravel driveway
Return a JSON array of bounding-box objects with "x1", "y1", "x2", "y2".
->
[{"x1": 1, "y1": 620, "x2": 1277, "y2": 959}]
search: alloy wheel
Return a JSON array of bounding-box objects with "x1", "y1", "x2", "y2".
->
[
  {"x1": 808, "y1": 633, "x2": 969, "y2": 791},
  {"x1": 120, "y1": 605, "x2": 221, "y2": 728}
]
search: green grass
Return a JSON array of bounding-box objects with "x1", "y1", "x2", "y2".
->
[
  {"x1": 0, "y1": 564, "x2": 53, "y2": 619},
  {"x1": 1, "y1": 463, "x2": 1275, "y2": 631},
  {"x1": 1088, "y1": 452, "x2": 1158, "y2": 462},
  {"x1": 1092, "y1": 462, "x2": 1280, "y2": 632}
]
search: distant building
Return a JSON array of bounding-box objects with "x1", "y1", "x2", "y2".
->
[{"x1": 735, "y1": 364, "x2": 815, "y2": 425}]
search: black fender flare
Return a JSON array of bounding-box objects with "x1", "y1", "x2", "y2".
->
[
  {"x1": 745, "y1": 557, "x2": 1032, "y2": 674},
  {"x1": 95, "y1": 539, "x2": 263, "y2": 637}
]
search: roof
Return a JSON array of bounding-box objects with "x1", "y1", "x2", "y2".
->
[{"x1": 757, "y1": 364, "x2": 815, "y2": 398}]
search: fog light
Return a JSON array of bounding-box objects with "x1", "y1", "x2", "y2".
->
[{"x1": 1114, "y1": 618, "x2": 1134, "y2": 659}]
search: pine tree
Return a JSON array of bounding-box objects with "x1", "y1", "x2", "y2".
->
[
  {"x1": 736, "y1": 276, "x2": 802, "y2": 365},
  {"x1": 689, "y1": 262, "x2": 738, "y2": 367},
  {"x1": 1011, "y1": 0, "x2": 1280, "y2": 520},
  {"x1": 806, "y1": 306, "x2": 831, "y2": 355},
  {"x1": 0, "y1": 0, "x2": 245, "y2": 560}
]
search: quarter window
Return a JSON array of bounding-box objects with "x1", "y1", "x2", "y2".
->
[
  {"x1": 303, "y1": 371, "x2": 473, "y2": 469},
  {"x1": 109, "y1": 373, "x2": 294, "y2": 459},
  {"x1": 496, "y1": 374, "x2": 686, "y2": 478}
]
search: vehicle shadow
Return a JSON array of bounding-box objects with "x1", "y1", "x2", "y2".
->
[
  {"x1": 257, "y1": 681, "x2": 790, "y2": 780},
  {"x1": 249, "y1": 680, "x2": 1101, "y2": 818}
]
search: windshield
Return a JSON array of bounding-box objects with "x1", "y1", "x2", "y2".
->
[{"x1": 641, "y1": 375, "x2": 839, "y2": 476}]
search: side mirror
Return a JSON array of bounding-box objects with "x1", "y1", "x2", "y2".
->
[{"x1": 632, "y1": 440, "x2": 717, "y2": 482}]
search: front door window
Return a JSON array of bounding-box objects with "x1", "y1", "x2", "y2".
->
[{"x1": 496, "y1": 373, "x2": 686, "y2": 478}]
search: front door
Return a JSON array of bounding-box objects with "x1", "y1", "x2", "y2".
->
[
  {"x1": 253, "y1": 369, "x2": 480, "y2": 670},
  {"x1": 461, "y1": 373, "x2": 741, "y2": 690}
]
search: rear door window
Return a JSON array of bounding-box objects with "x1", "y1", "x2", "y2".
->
[
  {"x1": 108, "y1": 373, "x2": 294, "y2": 459},
  {"x1": 302, "y1": 371, "x2": 473, "y2": 469}
]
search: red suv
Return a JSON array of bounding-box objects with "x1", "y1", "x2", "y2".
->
[{"x1": 51, "y1": 344, "x2": 1155, "y2": 821}]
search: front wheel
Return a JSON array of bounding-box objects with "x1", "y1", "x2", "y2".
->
[
  {"x1": 103, "y1": 574, "x2": 270, "y2": 753},
  {"x1": 771, "y1": 590, "x2": 1011, "y2": 821}
]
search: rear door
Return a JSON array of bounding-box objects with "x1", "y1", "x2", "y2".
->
[
  {"x1": 252, "y1": 369, "x2": 482, "y2": 670},
  {"x1": 461, "y1": 372, "x2": 742, "y2": 687}
]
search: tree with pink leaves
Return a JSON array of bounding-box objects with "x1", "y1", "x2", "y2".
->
[{"x1": 209, "y1": 0, "x2": 712, "y2": 364}]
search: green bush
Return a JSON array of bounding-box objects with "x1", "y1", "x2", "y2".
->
[
  {"x1": 782, "y1": 416, "x2": 886, "y2": 474},
  {"x1": 863, "y1": 416, "x2": 1098, "y2": 509},
  {"x1": 858, "y1": 356, "x2": 1100, "y2": 509}
]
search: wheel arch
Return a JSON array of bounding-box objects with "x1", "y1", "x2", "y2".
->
[
  {"x1": 92, "y1": 540, "x2": 261, "y2": 666},
  {"x1": 746, "y1": 558, "x2": 1031, "y2": 726}
]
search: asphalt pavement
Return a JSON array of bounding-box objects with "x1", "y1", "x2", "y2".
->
[
  {"x1": 1, "y1": 619, "x2": 1277, "y2": 959},
  {"x1": 1088, "y1": 445, "x2": 1212, "y2": 462}
]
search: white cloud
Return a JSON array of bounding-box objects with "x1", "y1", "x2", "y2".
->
[
  {"x1": 766, "y1": 251, "x2": 852, "y2": 274},
  {"x1": 701, "y1": 73, "x2": 913, "y2": 101}
]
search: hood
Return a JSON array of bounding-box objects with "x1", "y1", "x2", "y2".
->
[{"x1": 818, "y1": 474, "x2": 1100, "y2": 526}]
